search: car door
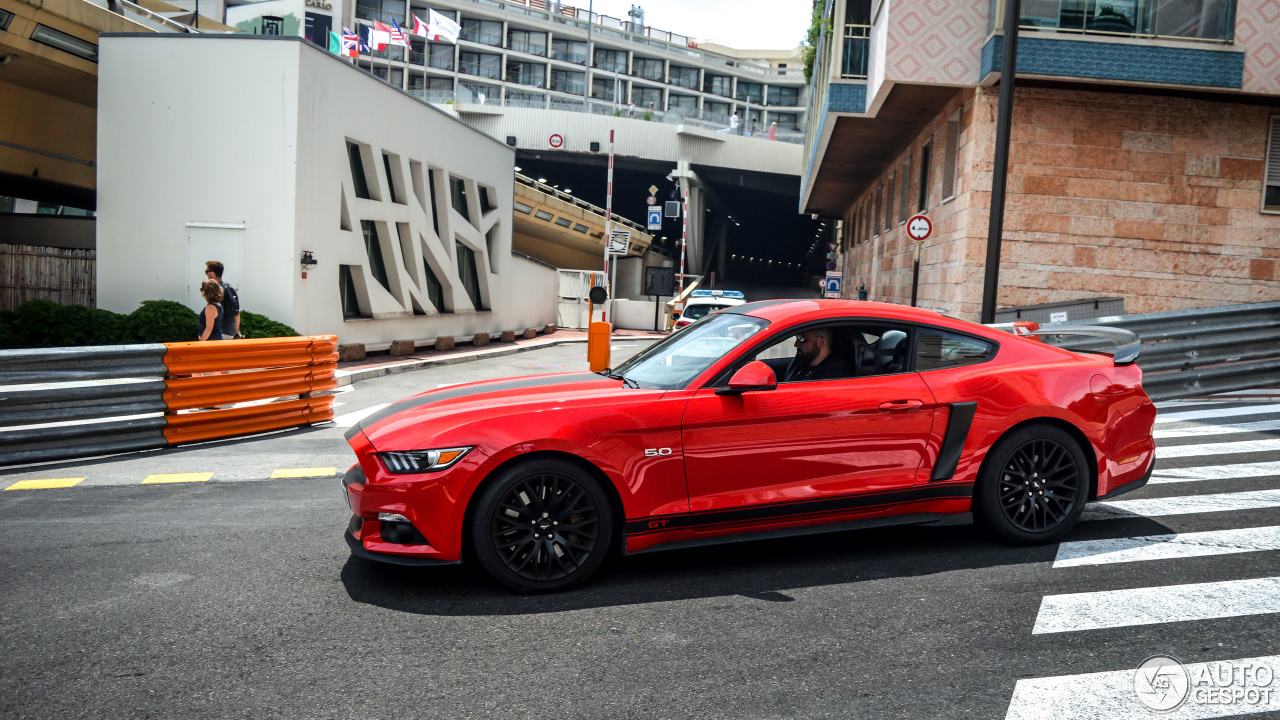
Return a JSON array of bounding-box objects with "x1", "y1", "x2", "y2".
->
[{"x1": 680, "y1": 323, "x2": 939, "y2": 535}]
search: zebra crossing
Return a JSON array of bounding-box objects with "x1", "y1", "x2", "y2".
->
[{"x1": 1004, "y1": 396, "x2": 1280, "y2": 719}]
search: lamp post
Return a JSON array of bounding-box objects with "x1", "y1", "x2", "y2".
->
[{"x1": 981, "y1": 0, "x2": 1022, "y2": 324}]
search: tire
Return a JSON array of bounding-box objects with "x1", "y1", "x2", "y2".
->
[
  {"x1": 469, "y1": 458, "x2": 614, "y2": 593},
  {"x1": 974, "y1": 424, "x2": 1089, "y2": 545}
]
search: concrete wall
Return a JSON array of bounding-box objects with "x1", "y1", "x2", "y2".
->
[
  {"x1": 838, "y1": 84, "x2": 1280, "y2": 320},
  {"x1": 97, "y1": 35, "x2": 555, "y2": 346}
]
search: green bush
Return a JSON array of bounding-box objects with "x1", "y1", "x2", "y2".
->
[
  {"x1": 120, "y1": 300, "x2": 199, "y2": 343},
  {"x1": 239, "y1": 311, "x2": 299, "y2": 339},
  {"x1": 643, "y1": 110, "x2": 653, "y2": 121},
  {"x1": 9, "y1": 299, "x2": 65, "y2": 347},
  {"x1": 0, "y1": 309, "x2": 18, "y2": 350}
]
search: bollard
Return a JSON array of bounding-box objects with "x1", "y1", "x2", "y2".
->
[{"x1": 588, "y1": 321, "x2": 612, "y2": 372}]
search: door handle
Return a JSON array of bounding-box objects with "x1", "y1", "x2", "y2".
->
[{"x1": 879, "y1": 399, "x2": 924, "y2": 412}]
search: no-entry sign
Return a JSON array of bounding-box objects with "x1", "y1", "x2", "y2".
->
[{"x1": 907, "y1": 214, "x2": 932, "y2": 241}]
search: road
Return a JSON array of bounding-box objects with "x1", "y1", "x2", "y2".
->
[{"x1": 2, "y1": 348, "x2": 1279, "y2": 719}]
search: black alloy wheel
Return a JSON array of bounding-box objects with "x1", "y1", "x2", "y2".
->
[
  {"x1": 975, "y1": 424, "x2": 1088, "y2": 545},
  {"x1": 471, "y1": 459, "x2": 613, "y2": 593}
]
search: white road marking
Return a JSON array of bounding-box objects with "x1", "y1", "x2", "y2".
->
[
  {"x1": 1083, "y1": 489, "x2": 1280, "y2": 521},
  {"x1": 332, "y1": 403, "x2": 390, "y2": 428},
  {"x1": 1150, "y1": 461, "x2": 1280, "y2": 485},
  {"x1": 1053, "y1": 526, "x2": 1280, "y2": 568},
  {"x1": 1155, "y1": 419, "x2": 1280, "y2": 439},
  {"x1": 1005, "y1": 654, "x2": 1280, "y2": 720},
  {"x1": 1155, "y1": 403, "x2": 1280, "y2": 424},
  {"x1": 1032, "y1": 576, "x2": 1280, "y2": 634},
  {"x1": 1156, "y1": 439, "x2": 1280, "y2": 460}
]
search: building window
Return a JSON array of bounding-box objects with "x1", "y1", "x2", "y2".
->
[
  {"x1": 550, "y1": 69, "x2": 585, "y2": 95},
  {"x1": 593, "y1": 48, "x2": 627, "y2": 74},
  {"x1": 705, "y1": 101, "x2": 730, "y2": 122},
  {"x1": 884, "y1": 173, "x2": 895, "y2": 232},
  {"x1": 899, "y1": 156, "x2": 910, "y2": 224},
  {"x1": 360, "y1": 221, "x2": 391, "y2": 294},
  {"x1": 1266, "y1": 117, "x2": 1280, "y2": 211},
  {"x1": 427, "y1": 168, "x2": 440, "y2": 235},
  {"x1": 774, "y1": 113, "x2": 798, "y2": 131},
  {"x1": 507, "y1": 29, "x2": 546, "y2": 56},
  {"x1": 632, "y1": 57, "x2": 664, "y2": 81},
  {"x1": 942, "y1": 112, "x2": 960, "y2": 201},
  {"x1": 633, "y1": 86, "x2": 661, "y2": 111},
  {"x1": 459, "y1": 51, "x2": 501, "y2": 79},
  {"x1": 668, "y1": 93, "x2": 696, "y2": 114},
  {"x1": 842, "y1": 0, "x2": 872, "y2": 78},
  {"x1": 506, "y1": 61, "x2": 545, "y2": 88},
  {"x1": 339, "y1": 265, "x2": 367, "y2": 319},
  {"x1": 591, "y1": 77, "x2": 620, "y2": 101},
  {"x1": 735, "y1": 81, "x2": 763, "y2": 104},
  {"x1": 449, "y1": 176, "x2": 470, "y2": 222},
  {"x1": 457, "y1": 241, "x2": 485, "y2": 309},
  {"x1": 766, "y1": 86, "x2": 799, "y2": 107},
  {"x1": 1014, "y1": 0, "x2": 1235, "y2": 42},
  {"x1": 382, "y1": 153, "x2": 402, "y2": 204},
  {"x1": 918, "y1": 142, "x2": 931, "y2": 212},
  {"x1": 427, "y1": 44, "x2": 454, "y2": 70},
  {"x1": 460, "y1": 18, "x2": 501, "y2": 46},
  {"x1": 348, "y1": 143, "x2": 371, "y2": 200},
  {"x1": 423, "y1": 258, "x2": 448, "y2": 312},
  {"x1": 354, "y1": 0, "x2": 404, "y2": 25},
  {"x1": 703, "y1": 73, "x2": 732, "y2": 97},
  {"x1": 551, "y1": 39, "x2": 587, "y2": 64},
  {"x1": 874, "y1": 185, "x2": 882, "y2": 236},
  {"x1": 669, "y1": 65, "x2": 698, "y2": 90}
]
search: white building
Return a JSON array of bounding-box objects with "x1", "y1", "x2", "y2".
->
[{"x1": 96, "y1": 33, "x2": 556, "y2": 348}]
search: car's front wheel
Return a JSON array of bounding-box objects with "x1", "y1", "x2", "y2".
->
[
  {"x1": 974, "y1": 424, "x2": 1089, "y2": 545},
  {"x1": 470, "y1": 458, "x2": 613, "y2": 593}
]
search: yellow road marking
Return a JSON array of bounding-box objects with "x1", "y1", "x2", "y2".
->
[
  {"x1": 4, "y1": 478, "x2": 86, "y2": 491},
  {"x1": 270, "y1": 467, "x2": 338, "y2": 479},
  {"x1": 141, "y1": 472, "x2": 212, "y2": 484}
]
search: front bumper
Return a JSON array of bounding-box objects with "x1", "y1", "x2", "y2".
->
[{"x1": 341, "y1": 463, "x2": 461, "y2": 565}]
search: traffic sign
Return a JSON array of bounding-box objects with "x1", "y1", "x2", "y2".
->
[
  {"x1": 826, "y1": 260, "x2": 836, "y2": 271},
  {"x1": 645, "y1": 196, "x2": 657, "y2": 206},
  {"x1": 664, "y1": 201, "x2": 680, "y2": 218},
  {"x1": 907, "y1": 214, "x2": 932, "y2": 241},
  {"x1": 548, "y1": 133, "x2": 564, "y2": 149},
  {"x1": 608, "y1": 229, "x2": 630, "y2": 254},
  {"x1": 826, "y1": 252, "x2": 838, "y2": 260},
  {"x1": 647, "y1": 208, "x2": 663, "y2": 230},
  {"x1": 823, "y1": 273, "x2": 842, "y2": 298},
  {"x1": 648, "y1": 185, "x2": 659, "y2": 195}
]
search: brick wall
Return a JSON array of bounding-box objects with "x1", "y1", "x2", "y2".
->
[{"x1": 838, "y1": 84, "x2": 1280, "y2": 320}]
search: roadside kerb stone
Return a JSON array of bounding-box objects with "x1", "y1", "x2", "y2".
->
[
  {"x1": 389, "y1": 339, "x2": 415, "y2": 356},
  {"x1": 338, "y1": 343, "x2": 366, "y2": 362},
  {"x1": 500, "y1": 331, "x2": 516, "y2": 342},
  {"x1": 473, "y1": 333, "x2": 490, "y2": 346},
  {"x1": 523, "y1": 328, "x2": 538, "y2": 339},
  {"x1": 434, "y1": 336, "x2": 455, "y2": 351}
]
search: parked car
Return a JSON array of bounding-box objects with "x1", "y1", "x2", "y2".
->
[
  {"x1": 673, "y1": 289, "x2": 747, "y2": 330},
  {"x1": 341, "y1": 300, "x2": 1156, "y2": 593}
]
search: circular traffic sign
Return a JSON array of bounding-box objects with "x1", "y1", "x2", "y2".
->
[
  {"x1": 548, "y1": 133, "x2": 564, "y2": 149},
  {"x1": 588, "y1": 285, "x2": 608, "y2": 304},
  {"x1": 907, "y1": 214, "x2": 932, "y2": 241},
  {"x1": 645, "y1": 196, "x2": 656, "y2": 206}
]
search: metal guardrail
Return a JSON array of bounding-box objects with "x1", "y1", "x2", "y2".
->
[
  {"x1": 0, "y1": 336, "x2": 338, "y2": 466},
  {"x1": 1038, "y1": 301, "x2": 1280, "y2": 402}
]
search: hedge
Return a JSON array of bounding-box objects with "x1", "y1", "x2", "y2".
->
[{"x1": 0, "y1": 299, "x2": 299, "y2": 349}]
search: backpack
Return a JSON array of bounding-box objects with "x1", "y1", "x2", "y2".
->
[{"x1": 220, "y1": 282, "x2": 240, "y2": 316}]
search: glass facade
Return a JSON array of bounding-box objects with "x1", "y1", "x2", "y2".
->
[
  {"x1": 632, "y1": 85, "x2": 662, "y2": 110},
  {"x1": 703, "y1": 73, "x2": 732, "y2": 97},
  {"x1": 1000, "y1": 0, "x2": 1236, "y2": 41},
  {"x1": 506, "y1": 60, "x2": 546, "y2": 87},
  {"x1": 460, "y1": 18, "x2": 502, "y2": 45},
  {"x1": 735, "y1": 81, "x2": 762, "y2": 103},
  {"x1": 550, "y1": 39, "x2": 587, "y2": 64},
  {"x1": 593, "y1": 48, "x2": 628, "y2": 73},
  {"x1": 632, "y1": 57, "x2": 664, "y2": 81},
  {"x1": 550, "y1": 69, "x2": 585, "y2": 95},
  {"x1": 669, "y1": 65, "x2": 698, "y2": 89},
  {"x1": 507, "y1": 29, "x2": 546, "y2": 56},
  {"x1": 459, "y1": 51, "x2": 501, "y2": 79}
]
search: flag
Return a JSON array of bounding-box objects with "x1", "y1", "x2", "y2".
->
[
  {"x1": 372, "y1": 20, "x2": 394, "y2": 50},
  {"x1": 341, "y1": 26, "x2": 361, "y2": 57},
  {"x1": 328, "y1": 30, "x2": 342, "y2": 55},
  {"x1": 411, "y1": 13, "x2": 429, "y2": 37},
  {"x1": 389, "y1": 18, "x2": 411, "y2": 47},
  {"x1": 427, "y1": 8, "x2": 459, "y2": 44},
  {"x1": 362, "y1": 23, "x2": 388, "y2": 52}
]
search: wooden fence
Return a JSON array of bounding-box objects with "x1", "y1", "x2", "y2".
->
[{"x1": 0, "y1": 244, "x2": 96, "y2": 311}]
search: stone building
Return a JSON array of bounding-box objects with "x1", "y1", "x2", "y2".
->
[{"x1": 802, "y1": 0, "x2": 1280, "y2": 320}]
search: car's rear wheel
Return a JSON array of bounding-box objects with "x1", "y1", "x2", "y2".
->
[
  {"x1": 470, "y1": 458, "x2": 613, "y2": 593},
  {"x1": 974, "y1": 424, "x2": 1089, "y2": 545}
]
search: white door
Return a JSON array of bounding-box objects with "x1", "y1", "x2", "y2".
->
[
  {"x1": 187, "y1": 224, "x2": 245, "y2": 311},
  {"x1": 556, "y1": 270, "x2": 605, "y2": 330}
]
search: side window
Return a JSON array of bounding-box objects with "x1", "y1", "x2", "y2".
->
[
  {"x1": 728, "y1": 323, "x2": 914, "y2": 384},
  {"x1": 915, "y1": 328, "x2": 994, "y2": 371}
]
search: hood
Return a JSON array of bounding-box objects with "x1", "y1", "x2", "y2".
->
[{"x1": 345, "y1": 372, "x2": 618, "y2": 447}]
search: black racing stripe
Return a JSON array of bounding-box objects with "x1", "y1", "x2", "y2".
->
[
  {"x1": 624, "y1": 483, "x2": 973, "y2": 536},
  {"x1": 931, "y1": 402, "x2": 978, "y2": 481},
  {"x1": 344, "y1": 372, "x2": 604, "y2": 441}
]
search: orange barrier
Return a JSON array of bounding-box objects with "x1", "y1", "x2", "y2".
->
[{"x1": 161, "y1": 335, "x2": 338, "y2": 446}]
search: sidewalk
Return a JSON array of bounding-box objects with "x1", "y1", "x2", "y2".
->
[{"x1": 335, "y1": 328, "x2": 666, "y2": 386}]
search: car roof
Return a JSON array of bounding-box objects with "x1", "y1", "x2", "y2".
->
[
  {"x1": 687, "y1": 296, "x2": 745, "y2": 306},
  {"x1": 725, "y1": 299, "x2": 953, "y2": 325}
]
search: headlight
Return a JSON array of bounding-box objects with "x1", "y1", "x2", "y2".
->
[{"x1": 378, "y1": 447, "x2": 472, "y2": 474}]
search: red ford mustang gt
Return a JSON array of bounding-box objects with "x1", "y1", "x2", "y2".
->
[{"x1": 342, "y1": 300, "x2": 1156, "y2": 592}]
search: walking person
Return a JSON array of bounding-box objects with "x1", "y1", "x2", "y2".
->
[
  {"x1": 196, "y1": 279, "x2": 224, "y2": 341},
  {"x1": 729, "y1": 111, "x2": 740, "y2": 134},
  {"x1": 204, "y1": 260, "x2": 243, "y2": 339},
  {"x1": 768, "y1": 121, "x2": 778, "y2": 141},
  {"x1": 628, "y1": 99, "x2": 636, "y2": 118}
]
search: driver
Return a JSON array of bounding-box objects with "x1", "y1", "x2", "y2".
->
[{"x1": 785, "y1": 328, "x2": 847, "y2": 382}]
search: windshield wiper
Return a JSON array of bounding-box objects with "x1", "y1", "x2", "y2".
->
[{"x1": 619, "y1": 375, "x2": 639, "y2": 388}]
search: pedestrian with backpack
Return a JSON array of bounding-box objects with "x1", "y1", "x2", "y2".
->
[{"x1": 204, "y1": 260, "x2": 242, "y2": 339}]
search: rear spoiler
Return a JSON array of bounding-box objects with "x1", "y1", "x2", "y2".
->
[{"x1": 990, "y1": 321, "x2": 1140, "y2": 365}]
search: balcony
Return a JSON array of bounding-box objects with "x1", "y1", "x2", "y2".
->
[
  {"x1": 460, "y1": 61, "x2": 501, "y2": 80},
  {"x1": 550, "y1": 49, "x2": 588, "y2": 64},
  {"x1": 594, "y1": 60, "x2": 628, "y2": 74},
  {"x1": 669, "y1": 74, "x2": 698, "y2": 90},
  {"x1": 460, "y1": 29, "x2": 502, "y2": 46},
  {"x1": 550, "y1": 79, "x2": 586, "y2": 95},
  {"x1": 509, "y1": 39, "x2": 548, "y2": 56},
  {"x1": 995, "y1": 0, "x2": 1236, "y2": 43},
  {"x1": 632, "y1": 66, "x2": 665, "y2": 82},
  {"x1": 841, "y1": 24, "x2": 869, "y2": 79},
  {"x1": 428, "y1": 54, "x2": 455, "y2": 71}
]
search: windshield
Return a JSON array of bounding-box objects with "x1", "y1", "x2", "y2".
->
[
  {"x1": 682, "y1": 304, "x2": 723, "y2": 321},
  {"x1": 613, "y1": 313, "x2": 769, "y2": 389}
]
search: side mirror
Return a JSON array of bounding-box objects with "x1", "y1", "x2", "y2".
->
[{"x1": 716, "y1": 360, "x2": 777, "y2": 395}]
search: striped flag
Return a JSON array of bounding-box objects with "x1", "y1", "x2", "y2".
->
[
  {"x1": 389, "y1": 18, "x2": 411, "y2": 47},
  {"x1": 341, "y1": 26, "x2": 361, "y2": 57}
]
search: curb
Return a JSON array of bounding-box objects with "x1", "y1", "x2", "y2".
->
[{"x1": 334, "y1": 335, "x2": 658, "y2": 386}]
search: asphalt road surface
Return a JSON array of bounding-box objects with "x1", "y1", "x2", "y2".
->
[{"x1": 3, "y1": 350, "x2": 1279, "y2": 719}]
